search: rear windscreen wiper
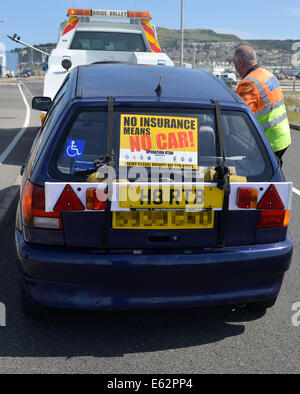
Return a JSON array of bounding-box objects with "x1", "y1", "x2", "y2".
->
[{"x1": 211, "y1": 98, "x2": 231, "y2": 249}]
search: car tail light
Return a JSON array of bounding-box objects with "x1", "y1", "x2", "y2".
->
[
  {"x1": 86, "y1": 189, "x2": 107, "y2": 210},
  {"x1": 257, "y1": 210, "x2": 290, "y2": 229},
  {"x1": 237, "y1": 188, "x2": 258, "y2": 209},
  {"x1": 21, "y1": 180, "x2": 62, "y2": 230}
]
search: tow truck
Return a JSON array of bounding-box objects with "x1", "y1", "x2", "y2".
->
[
  {"x1": 8, "y1": 8, "x2": 174, "y2": 121},
  {"x1": 43, "y1": 8, "x2": 174, "y2": 100}
]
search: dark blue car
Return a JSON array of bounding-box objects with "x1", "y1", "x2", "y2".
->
[{"x1": 15, "y1": 64, "x2": 293, "y2": 315}]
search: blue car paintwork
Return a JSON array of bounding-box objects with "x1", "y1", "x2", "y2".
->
[
  {"x1": 16, "y1": 229, "x2": 292, "y2": 310},
  {"x1": 78, "y1": 65, "x2": 237, "y2": 101},
  {"x1": 15, "y1": 64, "x2": 293, "y2": 310}
]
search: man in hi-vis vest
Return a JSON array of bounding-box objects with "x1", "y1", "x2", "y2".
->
[{"x1": 233, "y1": 45, "x2": 291, "y2": 166}]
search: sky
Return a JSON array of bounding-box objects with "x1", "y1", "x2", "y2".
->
[{"x1": 1, "y1": 0, "x2": 300, "y2": 51}]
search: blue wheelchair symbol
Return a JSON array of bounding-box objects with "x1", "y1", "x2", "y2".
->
[{"x1": 65, "y1": 139, "x2": 86, "y2": 159}]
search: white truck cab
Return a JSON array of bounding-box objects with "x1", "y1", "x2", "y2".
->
[{"x1": 44, "y1": 8, "x2": 174, "y2": 100}]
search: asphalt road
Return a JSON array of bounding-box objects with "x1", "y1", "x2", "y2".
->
[
  {"x1": 0, "y1": 78, "x2": 299, "y2": 374},
  {"x1": 0, "y1": 78, "x2": 42, "y2": 188}
]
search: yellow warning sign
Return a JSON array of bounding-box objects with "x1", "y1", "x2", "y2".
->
[{"x1": 119, "y1": 114, "x2": 198, "y2": 168}]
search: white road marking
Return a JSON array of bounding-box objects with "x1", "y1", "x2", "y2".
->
[
  {"x1": 0, "y1": 83, "x2": 31, "y2": 165},
  {"x1": 19, "y1": 81, "x2": 33, "y2": 99},
  {"x1": 293, "y1": 187, "x2": 300, "y2": 197}
]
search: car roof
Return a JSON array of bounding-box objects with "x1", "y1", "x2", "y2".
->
[{"x1": 75, "y1": 64, "x2": 240, "y2": 104}]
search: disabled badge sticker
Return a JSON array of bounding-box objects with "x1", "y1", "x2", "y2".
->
[{"x1": 65, "y1": 139, "x2": 86, "y2": 159}]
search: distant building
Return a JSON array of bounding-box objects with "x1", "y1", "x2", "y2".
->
[
  {"x1": 0, "y1": 42, "x2": 6, "y2": 77},
  {"x1": 0, "y1": 43, "x2": 18, "y2": 77},
  {"x1": 173, "y1": 61, "x2": 193, "y2": 68},
  {"x1": 5, "y1": 52, "x2": 18, "y2": 76},
  {"x1": 197, "y1": 63, "x2": 214, "y2": 73}
]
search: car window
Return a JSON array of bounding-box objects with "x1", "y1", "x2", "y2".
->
[
  {"x1": 51, "y1": 108, "x2": 273, "y2": 182},
  {"x1": 55, "y1": 109, "x2": 108, "y2": 175},
  {"x1": 221, "y1": 111, "x2": 271, "y2": 179},
  {"x1": 70, "y1": 31, "x2": 146, "y2": 52},
  {"x1": 31, "y1": 86, "x2": 69, "y2": 171},
  {"x1": 113, "y1": 109, "x2": 272, "y2": 182}
]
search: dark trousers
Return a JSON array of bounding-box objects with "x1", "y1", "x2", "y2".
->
[{"x1": 275, "y1": 147, "x2": 288, "y2": 167}]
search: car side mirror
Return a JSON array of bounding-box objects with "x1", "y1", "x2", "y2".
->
[
  {"x1": 32, "y1": 96, "x2": 52, "y2": 112},
  {"x1": 62, "y1": 58, "x2": 72, "y2": 72}
]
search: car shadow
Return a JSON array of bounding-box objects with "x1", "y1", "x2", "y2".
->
[{"x1": 0, "y1": 211, "x2": 267, "y2": 360}]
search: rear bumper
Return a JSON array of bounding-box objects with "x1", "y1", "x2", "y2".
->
[{"x1": 15, "y1": 229, "x2": 293, "y2": 310}]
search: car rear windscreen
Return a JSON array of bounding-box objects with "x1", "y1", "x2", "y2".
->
[
  {"x1": 70, "y1": 31, "x2": 147, "y2": 52},
  {"x1": 52, "y1": 108, "x2": 273, "y2": 182}
]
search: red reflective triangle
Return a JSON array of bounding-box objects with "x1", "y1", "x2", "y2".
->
[
  {"x1": 257, "y1": 184, "x2": 284, "y2": 210},
  {"x1": 54, "y1": 184, "x2": 85, "y2": 212}
]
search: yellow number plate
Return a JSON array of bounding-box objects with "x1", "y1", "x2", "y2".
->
[
  {"x1": 118, "y1": 185, "x2": 223, "y2": 210},
  {"x1": 113, "y1": 211, "x2": 215, "y2": 230}
]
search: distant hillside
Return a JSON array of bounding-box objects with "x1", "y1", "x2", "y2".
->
[
  {"x1": 156, "y1": 27, "x2": 298, "y2": 52},
  {"x1": 156, "y1": 27, "x2": 242, "y2": 48},
  {"x1": 246, "y1": 40, "x2": 298, "y2": 52}
]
